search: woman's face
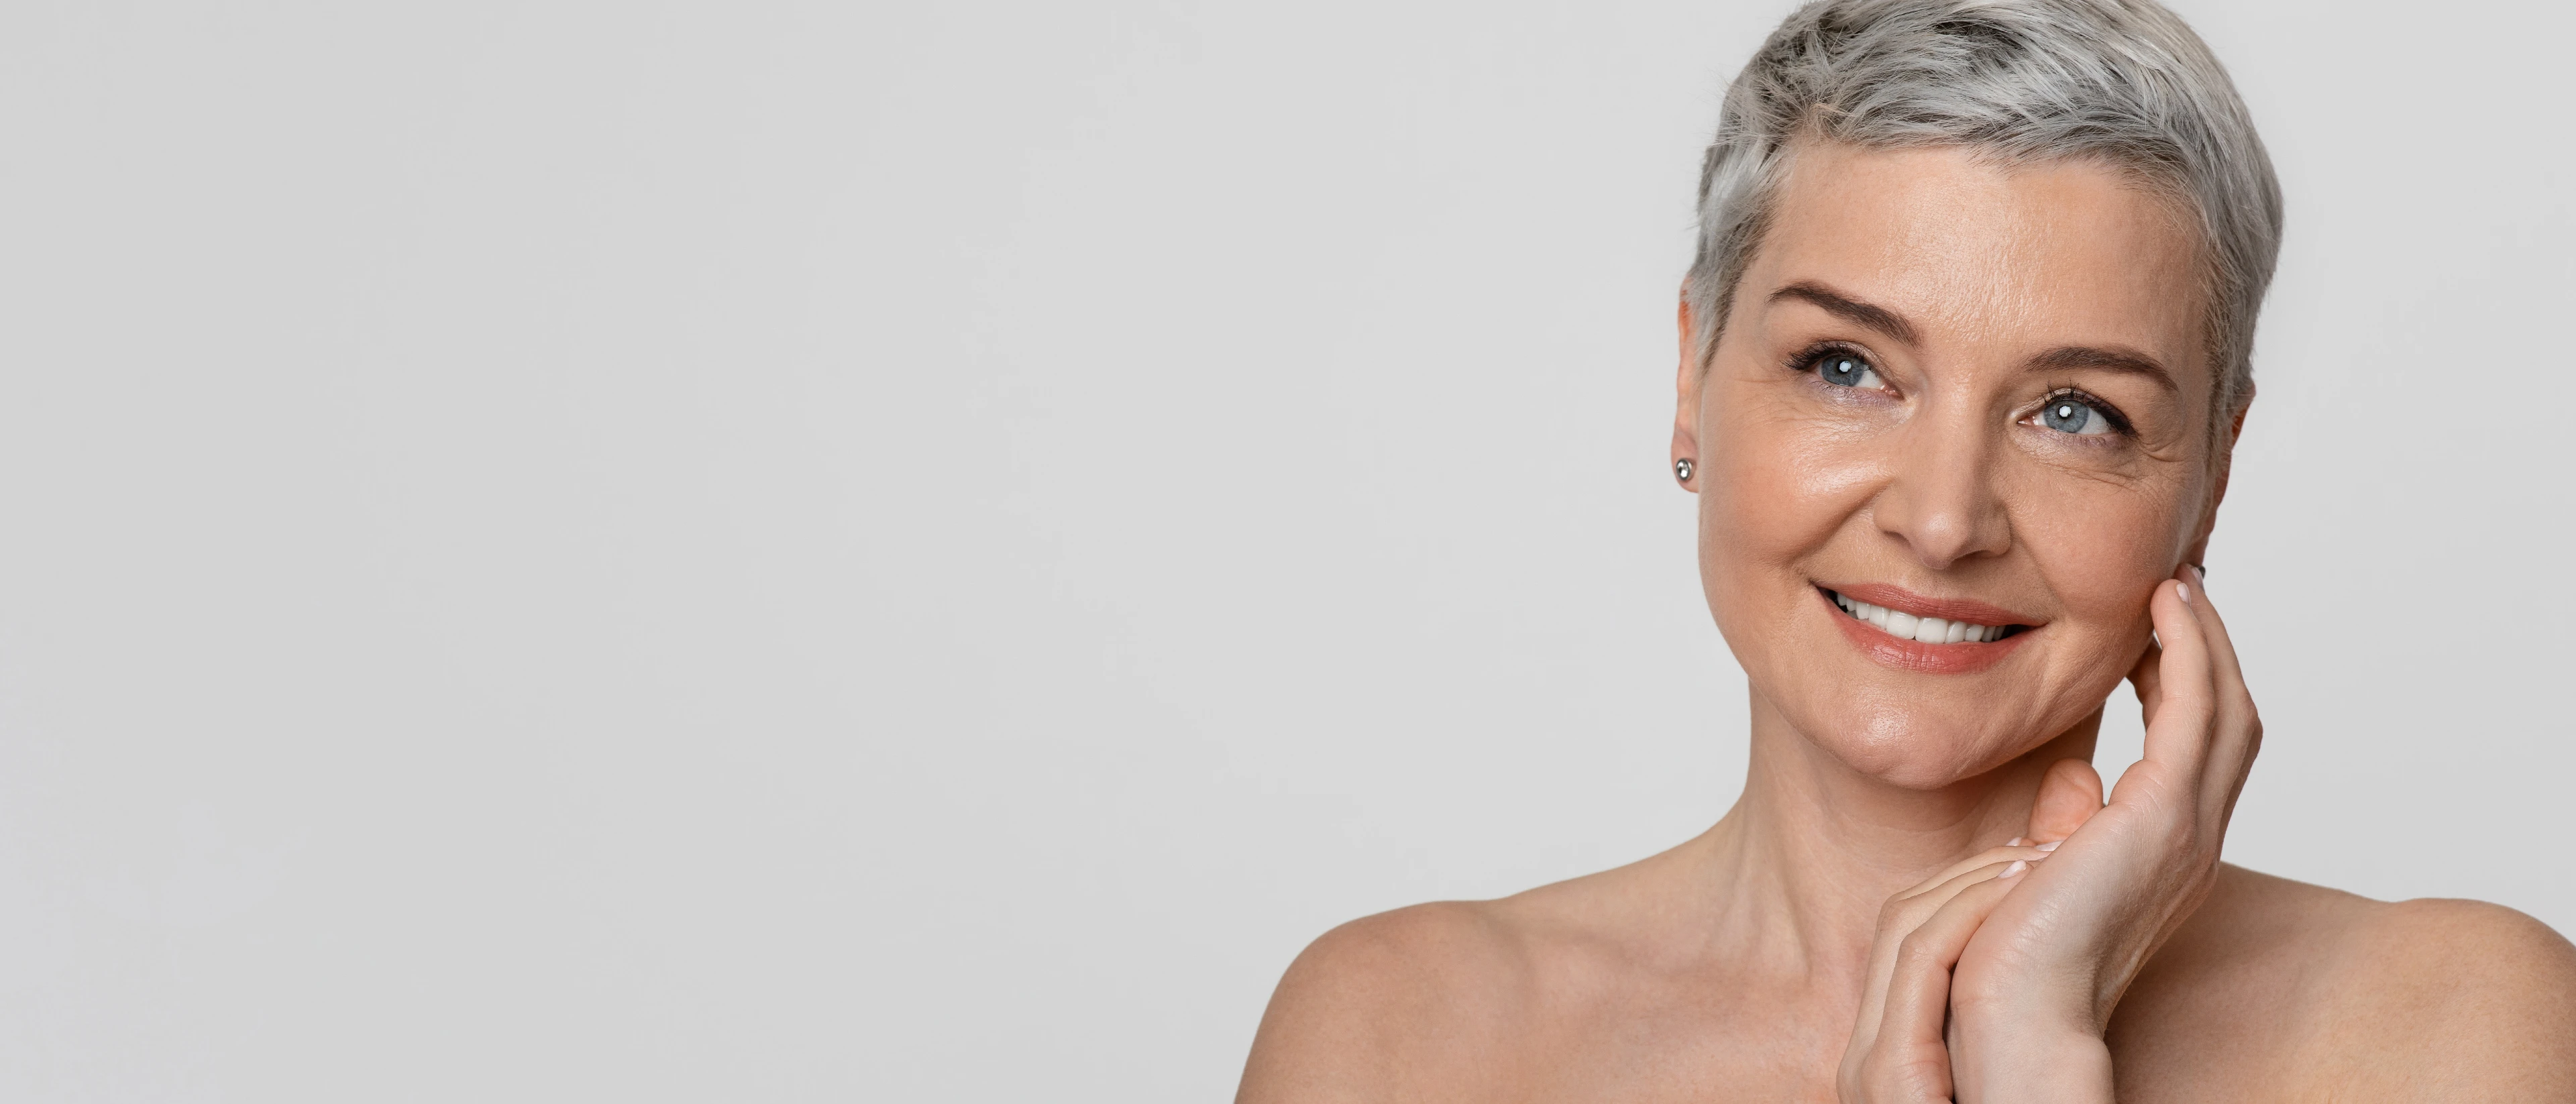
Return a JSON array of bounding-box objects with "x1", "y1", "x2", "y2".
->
[{"x1": 1676, "y1": 142, "x2": 2234, "y2": 788}]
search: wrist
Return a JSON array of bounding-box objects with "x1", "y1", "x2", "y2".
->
[{"x1": 1951, "y1": 1019, "x2": 2113, "y2": 1104}]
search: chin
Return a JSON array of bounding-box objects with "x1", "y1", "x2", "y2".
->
[
  {"x1": 1825, "y1": 711, "x2": 2026, "y2": 789},
  {"x1": 1769, "y1": 685, "x2": 2060, "y2": 791}
]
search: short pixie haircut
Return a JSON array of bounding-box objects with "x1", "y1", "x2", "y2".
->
[{"x1": 1687, "y1": 0, "x2": 2282, "y2": 416}]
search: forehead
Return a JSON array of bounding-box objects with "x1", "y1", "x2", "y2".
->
[{"x1": 1750, "y1": 141, "x2": 2211, "y2": 393}]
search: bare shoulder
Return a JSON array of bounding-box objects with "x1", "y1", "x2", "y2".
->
[
  {"x1": 2119, "y1": 865, "x2": 2576, "y2": 1101},
  {"x1": 2299, "y1": 891, "x2": 2576, "y2": 1097},
  {"x1": 1235, "y1": 860, "x2": 1668, "y2": 1103},
  {"x1": 1234, "y1": 899, "x2": 1537, "y2": 1103}
]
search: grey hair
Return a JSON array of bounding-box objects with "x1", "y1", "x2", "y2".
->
[{"x1": 1687, "y1": 0, "x2": 2282, "y2": 416}]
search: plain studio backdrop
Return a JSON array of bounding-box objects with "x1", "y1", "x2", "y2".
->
[{"x1": 0, "y1": 0, "x2": 2567, "y2": 1099}]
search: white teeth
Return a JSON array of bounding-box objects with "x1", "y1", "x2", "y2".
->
[{"x1": 1830, "y1": 591, "x2": 2010, "y2": 644}]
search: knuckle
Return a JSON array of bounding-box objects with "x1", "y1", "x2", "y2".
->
[
  {"x1": 1855, "y1": 1051, "x2": 1884, "y2": 1081},
  {"x1": 1893, "y1": 926, "x2": 1942, "y2": 968},
  {"x1": 1876, "y1": 895, "x2": 1921, "y2": 934},
  {"x1": 1858, "y1": 1056, "x2": 1906, "y2": 1099}
]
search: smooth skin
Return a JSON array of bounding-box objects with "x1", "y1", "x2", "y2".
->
[{"x1": 1236, "y1": 142, "x2": 2576, "y2": 1102}]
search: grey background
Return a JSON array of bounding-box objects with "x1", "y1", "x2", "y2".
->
[{"x1": 0, "y1": 0, "x2": 2566, "y2": 1099}]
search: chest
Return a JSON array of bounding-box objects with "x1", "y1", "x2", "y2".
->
[
  {"x1": 1457, "y1": 960, "x2": 2307, "y2": 1104},
  {"x1": 1469, "y1": 977, "x2": 1855, "y2": 1104}
]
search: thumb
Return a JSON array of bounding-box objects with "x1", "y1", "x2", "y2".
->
[{"x1": 2028, "y1": 757, "x2": 2104, "y2": 844}]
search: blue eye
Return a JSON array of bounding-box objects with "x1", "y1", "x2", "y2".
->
[
  {"x1": 2038, "y1": 396, "x2": 2112, "y2": 436},
  {"x1": 1812, "y1": 351, "x2": 1882, "y2": 389}
]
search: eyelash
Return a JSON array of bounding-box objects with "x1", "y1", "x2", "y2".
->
[
  {"x1": 1784, "y1": 345, "x2": 2140, "y2": 440},
  {"x1": 2031, "y1": 386, "x2": 2137, "y2": 439},
  {"x1": 1786, "y1": 341, "x2": 1889, "y2": 391}
]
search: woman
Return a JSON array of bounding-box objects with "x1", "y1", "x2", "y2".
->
[{"x1": 1236, "y1": 1, "x2": 2576, "y2": 1100}]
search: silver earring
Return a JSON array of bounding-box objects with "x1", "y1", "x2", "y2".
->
[{"x1": 1674, "y1": 458, "x2": 1694, "y2": 484}]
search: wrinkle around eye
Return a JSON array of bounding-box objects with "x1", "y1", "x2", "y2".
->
[
  {"x1": 2027, "y1": 378, "x2": 2198, "y2": 457},
  {"x1": 2011, "y1": 417, "x2": 2190, "y2": 487}
]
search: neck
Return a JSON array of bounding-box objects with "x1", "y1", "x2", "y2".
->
[{"x1": 1692, "y1": 691, "x2": 2102, "y2": 993}]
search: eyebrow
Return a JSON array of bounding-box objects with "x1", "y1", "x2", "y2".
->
[
  {"x1": 2027, "y1": 345, "x2": 2179, "y2": 392},
  {"x1": 1768, "y1": 281, "x2": 1919, "y2": 345},
  {"x1": 1771, "y1": 280, "x2": 2182, "y2": 394}
]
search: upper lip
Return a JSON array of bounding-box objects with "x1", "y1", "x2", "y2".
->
[{"x1": 1821, "y1": 582, "x2": 2043, "y2": 628}]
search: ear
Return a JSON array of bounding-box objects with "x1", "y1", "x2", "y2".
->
[
  {"x1": 1672, "y1": 295, "x2": 1703, "y2": 493},
  {"x1": 2180, "y1": 390, "x2": 2253, "y2": 565}
]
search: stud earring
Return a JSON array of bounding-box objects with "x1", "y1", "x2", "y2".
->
[{"x1": 1674, "y1": 457, "x2": 1694, "y2": 484}]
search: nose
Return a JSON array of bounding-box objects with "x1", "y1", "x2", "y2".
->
[{"x1": 1870, "y1": 408, "x2": 2013, "y2": 571}]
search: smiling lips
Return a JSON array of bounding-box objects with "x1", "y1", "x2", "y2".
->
[
  {"x1": 1833, "y1": 592, "x2": 2012, "y2": 643},
  {"x1": 1819, "y1": 584, "x2": 2040, "y2": 674}
]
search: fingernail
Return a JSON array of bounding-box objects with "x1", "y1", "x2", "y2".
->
[
  {"x1": 2007, "y1": 836, "x2": 2025, "y2": 846},
  {"x1": 2177, "y1": 582, "x2": 2192, "y2": 605},
  {"x1": 2036, "y1": 840, "x2": 2061, "y2": 852},
  {"x1": 2002, "y1": 860, "x2": 2029, "y2": 877}
]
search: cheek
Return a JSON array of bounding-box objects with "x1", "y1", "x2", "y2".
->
[
  {"x1": 1701, "y1": 397, "x2": 1880, "y2": 566},
  {"x1": 1696, "y1": 394, "x2": 1886, "y2": 661},
  {"x1": 2012, "y1": 470, "x2": 2194, "y2": 636}
]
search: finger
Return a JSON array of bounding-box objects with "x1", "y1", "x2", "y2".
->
[
  {"x1": 1894, "y1": 843, "x2": 2052, "y2": 904},
  {"x1": 2127, "y1": 637, "x2": 2163, "y2": 730},
  {"x1": 2177, "y1": 566, "x2": 2263, "y2": 804},
  {"x1": 1856, "y1": 851, "x2": 2045, "y2": 1049},
  {"x1": 2028, "y1": 758, "x2": 2104, "y2": 844},
  {"x1": 2178, "y1": 565, "x2": 2246, "y2": 705},
  {"x1": 1878, "y1": 873, "x2": 2022, "y2": 1079},
  {"x1": 2137, "y1": 575, "x2": 2217, "y2": 782}
]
